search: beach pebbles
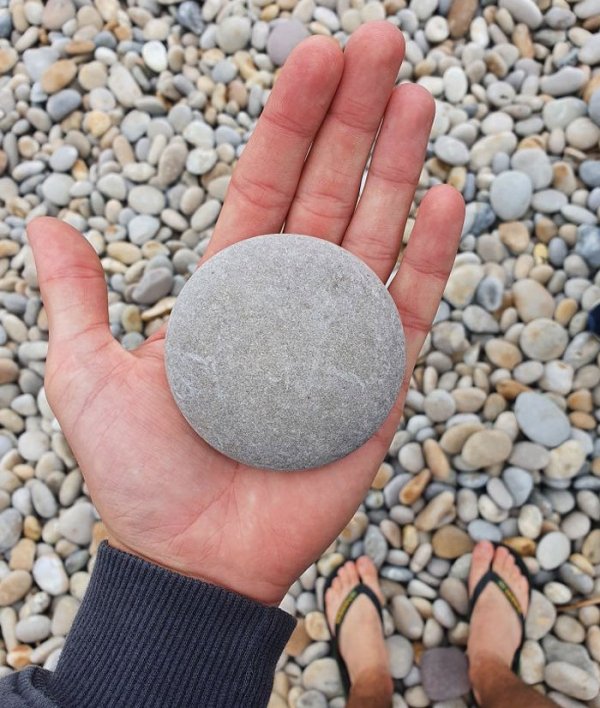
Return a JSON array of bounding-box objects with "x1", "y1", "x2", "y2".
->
[{"x1": 165, "y1": 234, "x2": 405, "y2": 470}]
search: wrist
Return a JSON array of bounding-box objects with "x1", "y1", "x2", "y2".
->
[{"x1": 106, "y1": 535, "x2": 288, "y2": 606}]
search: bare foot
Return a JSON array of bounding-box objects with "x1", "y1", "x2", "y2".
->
[
  {"x1": 325, "y1": 557, "x2": 392, "y2": 692},
  {"x1": 467, "y1": 542, "x2": 530, "y2": 696}
]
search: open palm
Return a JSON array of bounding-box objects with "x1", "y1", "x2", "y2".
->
[{"x1": 28, "y1": 23, "x2": 464, "y2": 605}]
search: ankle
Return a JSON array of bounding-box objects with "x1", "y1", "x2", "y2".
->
[
  {"x1": 468, "y1": 655, "x2": 507, "y2": 701},
  {"x1": 349, "y1": 667, "x2": 393, "y2": 702}
]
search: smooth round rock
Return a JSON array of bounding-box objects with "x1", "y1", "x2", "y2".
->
[
  {"x1": 536, "y1": 531, "x2": 571, "y2": 570},
  {"x1": 514, "y1": 392, "x2": 570, "y2": 448},
  {"x1": 165, "y1": 235, "x2": 405, "y2": 470}
]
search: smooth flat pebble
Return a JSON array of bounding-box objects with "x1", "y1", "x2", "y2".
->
[
  {"x1": 514, "y1": 392, "x2": 570, "y2": 447},
  {"x1": 537, "y1": 532, "x2": 571, "y2": 570},
  {"x1": 421, "y1": 648, "x2": 471, "y2": 701},
  {"x1": 165, "y1": 235, "x2": 405, "y2": 470}
]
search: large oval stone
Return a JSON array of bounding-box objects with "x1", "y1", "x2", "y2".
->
[{"x1": 165, "y1": 234, "x2": 405, "y2": 470}]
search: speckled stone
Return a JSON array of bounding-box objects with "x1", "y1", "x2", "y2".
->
[{"x1": 165, "y1": 234, "x2": 405, "y2": 470}]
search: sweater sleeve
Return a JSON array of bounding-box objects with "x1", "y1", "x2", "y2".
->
[{"x1": 0, "y1": 542, "x2": 296, "y2": 708}]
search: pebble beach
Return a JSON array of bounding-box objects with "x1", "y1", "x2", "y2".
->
[{"x1": 0, "y1": 0, "x2": 598, "y2": 706}]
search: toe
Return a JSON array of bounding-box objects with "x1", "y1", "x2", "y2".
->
[
  {"x1": 356, "y1": 556, "x2": 384, "y2": 605},
  {"x1": 492, "y1": 546, "x2": 512, "y2": 576},
  {"x1": 493, "y1": 548, "x2": 530, "y2": 615},
  {"x1": 338, "y1": 561, "x2": 359, "y2": 591},
  {"x1": 468, "y1": 541, "x2": 495, "y2": 595},
  {"x1": 325, "y1": 587, "x2": 337, "y2": 629}
]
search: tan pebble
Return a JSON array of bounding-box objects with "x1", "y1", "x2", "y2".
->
[
  {"x1": 23, "y1": 515, "x2": 41, "y2": 541},
  {"x1": 587, "y1": 626, "x2": 600, "y2": 663},
  {"x1": 581, "y1": 530, "x2": 600, "y2": 564},
  {"x1": 141, "y1": 296, "x2": 177, "y2": 321},
  {"x1": 567, "y1": 389, "x2": 593, "y2": 412},
  {"x1": 503, "y1": 536, "x2": 536, "y2": 556},
  {"x1": 440, "y1": 423, "x2": 484, "y2": 454},
  {"x1": 591, "y1": 458, "x2": 600, "y2": 476},
  {"x1": 0, "y1": 48, "x2": 17, "y2": 74},
  {"x1": 380, "y1": 519, "x2": 401, "y2": 549},
  {"x1": 552, "y1": 162, "x2": 577, "y2": 195},
  {"x1": 452, "y1": 388, "x2": 486, "y2": 413},
  {"x1": 423, "y1": 440, "x2": 451, "y2": 481},
  {"x1": 113, "y1": 24, "x2": 132, "y2": 41},
  {"x1": 567, "y1": 388, "x2": 594, "y2": 413},
  {"x1": 305, "y1": 611, "x2": 330, "y2": 641},
  {"x1": 448, "y1": 0, "x2": 477, "y2": 37},
  {"x1": 12, "y1": 464, "x2": 34, "y2": 481},
  {"x1": 78, "y1": 61, "x2": 107, "y2": 90},
  {"x1": 227, "y1": 79, "x2": 248, "y2": 108},
  {"x1": 498, "y1": 221, "x2": 530, "y2": 254},
  {"x1": 272, "y1": 671, "x2": 288, "y2": 700},
  {"x1": 83, "y1": 110, "x2": 112, "y2": 138},
  {"x1": 285, "y1": 619, "x2": 311, "y2": 657},
  {"x1": 0, "y1": 571, "x2": 32, "y2": 606},
  {"x1": 558, "y1": 224, "x2": 577, "y2": 247},
  {"x1": 90, "y1": 521, "x2": 109, "y2": 555},
  {"x1": 569, "y1": 553, "x2": 594, "y2": 576},
  {"x1": 260, "y1": 4, "x2": 279, "y2": 20},
  {"x1": 372, "y1": 462, "x2": 393, "y2": 490},
  {"x1": 339, "y1": 512, "x2": 368, "y2": 544},
  {"x1": 512, "y1": 279, "x2": 554, "y2": 322},
  {"x1": 447, "y1": 166, "x2": 467, "y2": 192},
  {"x1": 69, "y1": 160, "x2": 87, "y2": 182},
  {"x1": 0, "y1": 357, "x2": 19, "y2": 384},
  {"x1": 462, "y1": 430, "x2": 512, "y2": 467},
  {"x1": 483, "y1": 392, "x2": 507, "y2": 420},
  {"x1": 496, "y1": 379, "x2": 530, "y2": 400},
  {"x1": 8, "y1": 539, "x2": 35, "y2": 571},
  {"x1": 532, "y1": 244, "x2": 548, "y2": 265},
  {"x1": 569, "y1": 411, "x2": 596, "y2": 430},
  {"x1": 512, "y1": 23, "x2": 534, "y2": 57},
  {"x1": 534, "y1": 217, "x2": 557, "y2": 244},
  {"x1": 403, "y1": 525, "x2": 419, "y2": 554},
  {"x1": 121, "y1": 304, "x2": 142, "y2": 333},
  {"x1": 7, "y1": 645, "x2": 32, "y2": 669},
  {"x1": 106, "y1": 241, "x2": 141, "y2": 265},
  {"x1": 484, "y1": 339, "x2": 522, "y2": 369},
  {"x1": 41, "y1": 60, "x2": 77, "y2": 94},
  {"x1": 432, "y1": 526, "x2": 473, "y2": 559},
  {"x1": 400, "y1": 469, "x2": 432, "y2": 505},
  {"x1": 554, "y1": 298, "x2": 577, "y2": 326},
  {"x1": 0, "y1": 240, "x2": 19, "y2": 258},
  {"x1": 65, "y1": 40, "x2": 95, "y2": 55},
  {"x1": 581, "y1": 71, "x2": 600, "y2": 100}
]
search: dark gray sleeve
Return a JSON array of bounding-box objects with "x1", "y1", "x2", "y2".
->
[{"x1": 0, "y1": 542, "x2": 296, "y2": 707}]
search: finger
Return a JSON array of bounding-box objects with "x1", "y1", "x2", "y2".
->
[
  {"x1": 342, "y1": 84, "x2": 435, "y2": 282},
  {"x1": 26, "y1": 216, "x2": 112, "y2": 351},
  {"x1": 389, "y1": 184, "x2": 465, "y2": 370},
  {"x1": 203, "y1": 36, "x2": 344, "y2": 260},
  {"x1": 285, "y1": 21, "x2": 405, "y2": 243}
]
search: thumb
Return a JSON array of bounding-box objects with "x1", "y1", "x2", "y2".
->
[{"x1": 27, "y1": 217, "x2": 111, "y2": 352}]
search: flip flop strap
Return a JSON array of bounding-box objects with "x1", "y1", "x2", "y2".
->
[
  {"x1": 470, "y1": 570, "x2": 525, "y2": 633},
  {"x1": 335, "y1": 584, "x2": 383, "y2": 633}
]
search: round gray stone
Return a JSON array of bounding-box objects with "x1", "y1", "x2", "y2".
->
[
  {"x1": 165, "y1": 234, "x2": 405, "y2": 470},
  {"x1": 266, "y1": 19, "x2": 310, "y2": 67},
  {"x1": 490, "y1": 171, "x2": 533, "y2": 220},
  {"x1": 514, "y1": 392, "x2": 571, "y2": 448},
  {"x1": 537, "y1": 531, "x2": 571, "y2": 570}
]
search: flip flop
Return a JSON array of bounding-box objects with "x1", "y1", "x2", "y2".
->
[
  {"x1": 468, "y1": 543, "x2": 532, "y2": 673},
  {"x1": 323, "y1": 562, "x2": 384, "y2": 696}
]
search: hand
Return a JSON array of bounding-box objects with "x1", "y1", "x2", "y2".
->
[{"x1": 27, "y1": 22, "x2": 464, "y2": 605}]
